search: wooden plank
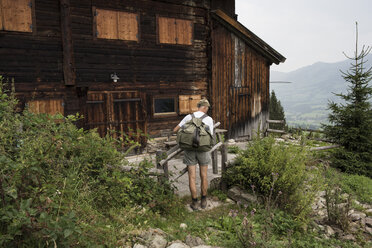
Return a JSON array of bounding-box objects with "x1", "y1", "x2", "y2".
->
[
  {"x1": 267, "y1": 119, "x2": 285, "y2": 124},
  {"x1": 0, "y1": 0, "x2": 3, "y2": 30},
  {"x1": 310, "y1": 145, "x2": 340, "y2": 151},
  {"x1": 96, "y1": 8, "x2": 117, "y2": 39},
  {"x1": 176, "y1": 19, "x2": 192, "y2": 45},
  {"x1": 266, "y1": 129, "x2": 285, "y2": 134},
  {"x1": 189, "y1": 95, "x2": 201, "y2": 112},
  {"x1": 60, "y1": 0, "x2": 76, "y2": 86},
  {"x1": 27, "y1": 99, "x2": 64, "y2": 115},
  {"x1": 179, "y1": 95, "x2": 190, "y2": 114},
  {"x1": 2, "y1": 0, "x2": 32, "y2": 32},
  {"x1": 118, "y1": 12, "x2": 138, "y2": 41},
  {"x1": 158, "y1": 16, "x2": 176, "y2": 44}
]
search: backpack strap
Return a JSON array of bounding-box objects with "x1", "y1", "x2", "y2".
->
[{"x1": 200, "y1": 113, "x2": 208, "y2": 120}]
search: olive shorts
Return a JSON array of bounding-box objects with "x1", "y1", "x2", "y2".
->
[{"x1": 183, "y1": 150, "x2": 211, "y2": 166}]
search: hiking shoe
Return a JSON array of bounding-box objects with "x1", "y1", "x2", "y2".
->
[
  {"x1": 201, "y1": 196, "x2": 207, "y2": 209},
  {"x1": 190, "y1": 198, "x2": 199, "y2": 211}
]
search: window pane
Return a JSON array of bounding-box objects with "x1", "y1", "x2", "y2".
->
[{"x1": 154, "y1": 98, "x2": 175, "y2": 113}]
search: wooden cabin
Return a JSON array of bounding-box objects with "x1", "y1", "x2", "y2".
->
[{"x1": 0, "y1": 0, "x2": 285, "y2": 142}]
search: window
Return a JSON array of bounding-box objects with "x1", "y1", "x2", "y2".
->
[
  {"x1": 158, "y1": 16, "x2": 192, "y2": 45},
  {"x1": 179, "y1": 95, "x2": 201, "y2": 114},
  {"x1": 153, "y1": 97, "x2": 176, "y2": 115},
  {"x1": 232, "y1": 34, "x2": 245, "y2": 87},
  {"x1": 27, "y1": 99, "x2": 64, "y2": 115},
  {"x1": 95, "y1": 8, "x2": 138, "y2": 41},
  {"x1": 0, "y1": 0, "x2": 33, "y2": 32}
]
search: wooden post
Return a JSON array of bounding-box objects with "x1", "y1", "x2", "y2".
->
[
  {"x1": 60, "y1": 0, "x2": 76, "y2": 86},
  {"x1": 221, "y1": 143, "x2": 228, "y2": 191},
  {"x1": 212, "y1": 149, "x2": 218, "y2": 174}
]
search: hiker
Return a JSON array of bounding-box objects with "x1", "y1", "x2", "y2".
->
[{"x1": 173, "y1": 99, "x2": 214, "y2": 210}]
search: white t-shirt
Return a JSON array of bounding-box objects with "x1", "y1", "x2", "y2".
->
[{"x1": 178, "y1": 111, "x2": 214, "y2": 134}]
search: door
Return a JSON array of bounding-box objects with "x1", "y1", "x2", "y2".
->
[{"x1": 84, "y1": 91, "x2": 147, "y2": 146}]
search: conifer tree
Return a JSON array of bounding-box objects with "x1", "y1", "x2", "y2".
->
[
  {"x1": 269, "y1": 90, "x2": 286, "y2": 130},
  {"x1": 323, "y1": 24, "x2": 372, "y2": 177}
]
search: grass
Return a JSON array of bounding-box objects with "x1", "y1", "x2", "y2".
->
[{"x1": 140, "y1": 193, "x2": 364, "y2": 248}]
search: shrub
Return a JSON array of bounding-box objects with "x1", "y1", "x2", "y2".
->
[
  {"x1": 225, "y1": 136, "x2": 319, "y2": 219},
  {"x1": 340, "y1": 173, "x2": 372, "y2": 204},
  {"x1": 0, "y1": 80, "x2": 175, "y2": 246}
]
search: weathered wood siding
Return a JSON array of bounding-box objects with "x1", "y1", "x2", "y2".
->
[
  {"x1": 211, "y1": 21, "x2": 270, "y2": 139},
  {"x1": 1, "y1": 0, "x2": 211, "y2": 137}
]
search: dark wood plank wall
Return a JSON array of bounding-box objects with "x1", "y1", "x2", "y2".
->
[
  {"x1": 1, "y1": 0, "x2": 211, "y2": 136},
  {"x1": 70, "y1": 0, "x2": 210, "y2": 136},
  {"x1": 211, "y1": 21, "x2": 270, "y2": 139}
]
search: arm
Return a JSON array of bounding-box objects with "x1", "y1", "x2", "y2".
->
[{"x1": 173, "y1": 125, "x2": 181, "y2": 133}]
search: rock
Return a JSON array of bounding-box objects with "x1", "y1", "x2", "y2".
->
[
  {"x1": 167, "y1": 242, "x2": 190, "y2": 248},
  {"x1": 350, "y1": 212, "x2": 366, "y2": 221},
  {"x1": 149, "y1": 235, "x2": 167, "y2": 248},
  {"x1": 325, "y1": 225, "x2": 335, "y2": 236},
  {"x1": 227, "y1": 186, "x2": 258, "y2": 205},
  {"x1": 317, "y1": 209, "x2": 327, "y2": 217},
  {"x1": 354, "y1": 200, "x2": 361, "y2": 205},
  {"x1": 365, "y1": 217, "x2": 372, "y2": 227},
  {"x1": 318, "y1": 191, "x2": 326, "y2": 197},
  {"x1": 185, "y1": 235, "x2": 205, "y2": 247},
  {"x1": 318, "y1": 225, "x2": 325, "y2": 231},
  {"x1": 366, "y1": 209, "x2": 372, "y2": 215},
  {"x1": 227, "y1": 139, "x2": 236, "y2": 145},
  {"x1": 349, "y1": 222, "x2": 360, "y2": 233},
  {"x1": 365, "y1": 226, "x2": 372, "y2": 235},
  {"x1": 134, "y1": 244, "x2": 148, "y2": 248},
  {"x1": 180, "y1": 223, "x2": 188, "y2": 229},
  {"x1": 342, "y1": 234, "x2": 356, "y2": 241},
  {"x1": 209, "y1": 177, "x2": 221, "y2": 191},
  {"x1": 193, "y1": 246, "x2": 218, "y2": 248}
]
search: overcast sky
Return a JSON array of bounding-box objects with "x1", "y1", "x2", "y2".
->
[{"x1": 235, "y1": 0, "x2": 372, "y2": 72}]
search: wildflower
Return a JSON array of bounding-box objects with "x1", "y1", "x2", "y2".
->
[{"x1": 279, "y1": 191, "x2": 282, "y2": 195}]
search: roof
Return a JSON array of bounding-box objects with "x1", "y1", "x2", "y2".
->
[{"x1": 211, "y1": 9, "x2": 286, "y2": 65}]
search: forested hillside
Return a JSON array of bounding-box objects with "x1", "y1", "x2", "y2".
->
[{"x1": 271, "y1": 54, "x2": 372, "y2": 128}]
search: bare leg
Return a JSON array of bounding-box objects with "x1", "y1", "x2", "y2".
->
[
  {"x1": 188, "y1": 165, "x2": 197, "y2": 199},
  {"x1": 200, "y1": 165, "x2": 208, "y2": 196}
]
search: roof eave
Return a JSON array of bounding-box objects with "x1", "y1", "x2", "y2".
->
[{"x1": 211, "y1": 10, "x2": 286, "y2": 65}]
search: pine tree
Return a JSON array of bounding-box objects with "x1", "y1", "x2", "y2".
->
[
  {"x1": 269, "y1": 90, "x2": 286, "y2": 130},
  {"x1": 323, "y1": 24, "x2": 372, "y2": 177}
]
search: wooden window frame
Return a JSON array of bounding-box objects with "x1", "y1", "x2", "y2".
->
[
  {"x1": 152, "y1": 95, "x2": 178, "y2": 117},
  {"x1": 0, "y1": 0, "x2": 36, "y2": 34},
  {"x1": 92, "y1": 7, "x2": 140, "y2": 42},
  {"x1": 156, "y1": 15, "x2": 193, "y2": 46}
]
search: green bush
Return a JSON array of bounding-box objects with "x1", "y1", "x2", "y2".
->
[
  {"x1": 0, "y1": 80, "x2": 175, "y2": 247},
  {"x1": 225, "y1": 136, "x2": 319, "y2": 219}
]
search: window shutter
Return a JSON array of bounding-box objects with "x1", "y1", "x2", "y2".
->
[
  {"x1": 2, "y1": 0, "x2": 32, "y2": 32},
  {"x1": 27, "y1": 99, "x2": 64, "y2": 115},
  {"x1": 96, "y1": 9, "x2": 118, "y2": 39},
  {"x1": 158, "y1": 17, "x2": 176, "y2": 44},
  {"x1": 189, "y1": 95, "x2": 201, "y2": 112},
  {"x1": 179, "y1": 95, "x2": 201, "y2": 114},
  {"x1": 176, "y1": 19, "x2": 192, "y2": 45},
  {"x1": 179, "y1": 95, "x2": 190, "y2": 114},
  {"x1": 118, "y1": 12, "x2": 138, "y2": 41}
]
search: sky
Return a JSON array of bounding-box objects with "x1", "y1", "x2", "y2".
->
[{"x1": 235, "y1": 0, "x2": 372, "y2": 72}]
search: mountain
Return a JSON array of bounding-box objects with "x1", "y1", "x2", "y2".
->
[{"x1": 270, "y1": 54, "x2": 372, "y2": 129}]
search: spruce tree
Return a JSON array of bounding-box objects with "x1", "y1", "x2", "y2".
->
[
  {"x1": 323, "y1": 25, "x2": 372, "y2": 177},
  {"x1": 269, "y1": 90, "x2": 286, "y2": 130}
]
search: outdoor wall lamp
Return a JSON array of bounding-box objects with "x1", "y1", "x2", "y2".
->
[{"x1": 111, "y1": 72, "x2": 119, "y2": 82}]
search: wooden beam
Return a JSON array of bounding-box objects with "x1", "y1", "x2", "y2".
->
[
  {"x1": 266, "y1": 128, "x2": 286, "y2": 134},
  {"x1": 310, "y1": 145, "x2": 340, "y2": 151},
  {"x1": 267, "y1": 119, "x2": 285, "y2": 124},
  {"x1": 60, "y1": 0, "x2": 76, "y2": 86}
]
